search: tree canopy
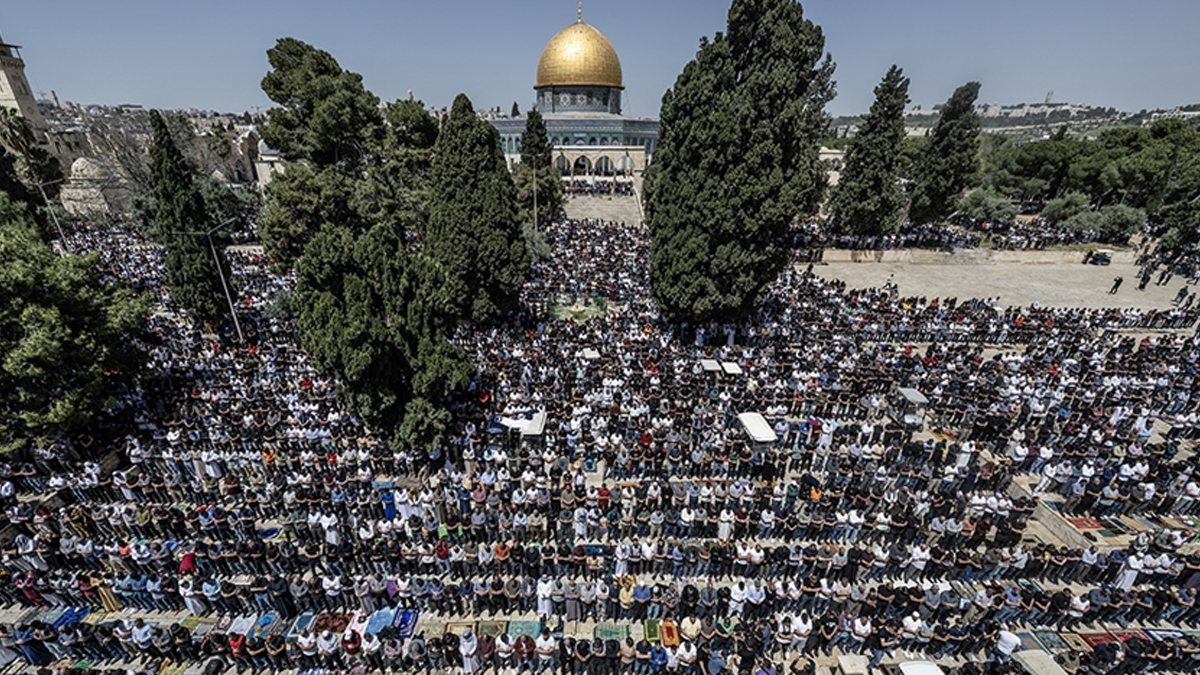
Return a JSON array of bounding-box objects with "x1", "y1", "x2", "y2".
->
[
  {"x1": 259, "y1": 38, "x2": 470, "y2": 448},
  {"x1": 648, "y1": 0, "x2": 836, "y2": 322},
  {"x1": 259, "y1": 38, "x2": 385, "y2": 167},
  {"x1": 149, "y1": 109, "x2": 234, "y2": 328},
  {"x1": 958, "y1": 188, "x2": 1017, "y2": 223},
  {"x1": 0, "y1": 107, "x2": 63, "y2": 202},
  {"x1": 294, "y1": 223, "x2": 470, "y2": 436},
  {"x1": 426, "y1": 94, "x2": 529, "y2": 325},
  {"x1": 908, "y1": 82, "x2": 982, "y2": 225},
  {"x1": 828, "y1": 65, "x2": 910, "y2": 236},
  {"x1": 0, "y1": 193, "x2": 150, "y2": 452},
  {"x1": 514, "y1": 109, "x2": 562, "y2": 257}
]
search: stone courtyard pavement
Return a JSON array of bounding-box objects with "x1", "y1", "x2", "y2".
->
[{"x1": 817, "y1": 257, "x2": 1188, "y2": 311}]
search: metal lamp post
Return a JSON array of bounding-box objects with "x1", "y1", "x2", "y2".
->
[{"x1": 174, "y1": 217, "x2": 244, "y2": 343}]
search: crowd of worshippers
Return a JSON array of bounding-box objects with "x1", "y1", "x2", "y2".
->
[
  {"x1": 959, "y1": 219, "x2": 1134, "y2": 251},
  {"x1": 563, "y1": 181, "x2": 635, "y2": 197},
  {"x1": 784, "y1": 217, "x2": 1132, "y2": 254},
  {"x1": 787, "y1": 222, "x2": 982, "y2": 252},
  {"x1": 530, "y1": 218, "x2": 646, "y2": 307},
  {"x1": 4, "y1": 216, "x2": 1200, "y2": 675}
]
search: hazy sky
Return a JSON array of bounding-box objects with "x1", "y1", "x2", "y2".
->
[{"x1": 3, "y1": 0, "x2": 1198, "y2": 118}]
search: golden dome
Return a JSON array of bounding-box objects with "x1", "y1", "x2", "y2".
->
[{"x1": 536, "y1": 21, "x2": 623, "y2": 90}]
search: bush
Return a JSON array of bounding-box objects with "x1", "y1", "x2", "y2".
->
[
  {"x1": 1063, "y1": 205, "x2": 1145, "y2": 237},
  {"x1": 959, "y1": 189, "x2": 1017, "y2": 223},
  {"x1": 1042, "y1": 192, "x2": 1089, "y2": 224}
]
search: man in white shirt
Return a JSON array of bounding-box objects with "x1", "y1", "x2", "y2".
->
[
  {"x1": 991, "y1": 628, "x2": 1022, "y2": 663},
  {"x1": 535, "y1": 630, "x2": 557, "y2": 673}
]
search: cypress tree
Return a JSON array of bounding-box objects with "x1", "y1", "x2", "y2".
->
[
  {"x1": 149, "y1": 109, "x2": 234, "y2": 327},
  {"x1": 516, "y1": 109, "x2": 563, "y2": 231},
  {"x1": 829, "y1": 65, "x2": 910, "y2": 236},
  {"x1": 520, "y1": 109, "x2": 552, "y2": 169},
  {"x1": 908, "y1": 81, "x2": 982, "y2": 225},
  {"x1": 648, "y1": 0, "x2": 835, "y2": 323},
  {"x1": 427, "y1": 94, "x2": 529, "y2": 324}
]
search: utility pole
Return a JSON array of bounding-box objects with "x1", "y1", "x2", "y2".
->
[{"x1": 175, "y1": 217, "x2": 244, "y2": 343}]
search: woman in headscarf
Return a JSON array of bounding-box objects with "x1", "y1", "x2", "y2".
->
[{"x1": 460, "y1": 629, "x2": 481, "y2": 675}]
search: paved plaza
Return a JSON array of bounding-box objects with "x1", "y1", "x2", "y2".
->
[{"x1": 817, "y1": 258, "x2": 1190, "y2": 311}]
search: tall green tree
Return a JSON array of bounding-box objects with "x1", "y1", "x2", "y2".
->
[
  {"x1": 258, "y1": 40, "x2": 468, "y2": 446},
  {"x1": 520, "y1": 110, "x2": 552, "y2": 170},
  {"x1": 908, "y1": 82, "x2": 982, "y2": 225},
  {"x1": 828, "y1": 65, "x2": 910, "y2": 236},
  {"x1": 426, "y1": 94, "x2": 529, "y2": 324},
  {"x1": 514, "y1": 109, "x2": 563, "y2": 255},
  {"x1": 258, "y1": 39, "x2": 389, "y2": 268},
  {"x1": 648, "y1": 0, "x2": 835, "y2": 322},
  {"x1": 294, "y1": 222, "x2": 470, "y2": 436},
  {"x1": 0, "y1": 193, "x2": 150, "y2": 452},
  {"x1": 149, "y1": 109, "x2": 234, "y2": 327},
  {"x1": 259, "y1": 38, "x2": 384, "y2": 167},
  {"x1": 985, "y1": 126, "x2": 1088, "y2": 201}
]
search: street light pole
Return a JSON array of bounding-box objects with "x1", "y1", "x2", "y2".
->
[
  {"x1": 175, "y1": 217, "x2": 244, "y2": 343},
  {"x1": 35, "y1": 178, "x2": 68, "y2": 254}
]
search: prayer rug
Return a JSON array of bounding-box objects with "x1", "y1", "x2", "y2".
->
[
  {"x1": 312, "y1": 613, "x2": 351, "y2": 635},
  {"x1": 660, "y1": 620, "x2": 680, "y2": 647},
  {"x1": 287, "y1": 611, "x2": 316, "y2": 640},
  {"x1": 365, "y1": 609, "x2": 397, "y2": 636},
  {"x1": 643, "y1": 619, "x2": 661, "y2": 643},
  {"x1": 1060, "y1": 634, "x2": 1091, "y2": 652},
  {"x1": 394, "y1": 609, "x2": 421, "y2": 639},
  {"x1": 229, "y1": 614, "x2": 257, "y2": 636},
  {"x1": 445, "y1": 621, "x2": 477, "y2": 637},
  {"x1": 1066, "y1": 517, "x2": 1103, "y2": 529},
  {"x1": 508, "y1": 620, "x2": 541, "y2": 638},
  {"x1": 478, "y1": 621, "x2": 507, "y2": 637},
  {"x1": 1032, "y1": 630, "x2": 1068, "y2": 652},
  {"x1": 81, "y1": 611, "x2": 108, "y2": 625},
  {"x1": 1109, "y1": 630, "x2": 1149, "y2": 642},
  {"x1": 1078, "y1": 632, "x2": 1117, "y2": 647},
  {"x1": 1144, "y1": 629, "x2": 1187, "y2": 642},
  {"x1": 252, "y1": 612, "x2": 277, "y2": 638},
  {"x1": 1016, "y1": 632, "x2": 1041, "y2": 652},
  {"x1": 593, "y1": 624, "x2": 629, "y2": 641}
]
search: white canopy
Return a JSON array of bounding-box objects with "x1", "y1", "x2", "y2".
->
[
  {"x1": 737, "y1": 413, "x2": 777, "y2": 444},
  {"x1": 1012, "y1": 652, "x2": 1068, "y2": 675},
  {"x1": 520, "y1": 412, "x2": 547, "y2": 437},
  {"x1": 721, "y1": 362, "x2": 743, "y2": 376},
  {"x1": 699, "y1": 359, "x2": 721, "y2": 373},
  {"x1": 897, "y1": 388, "x2": 929, "y2": 405},
  {"x1": 581, "y1": 348, "x2": 601, "y2": 361}
]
